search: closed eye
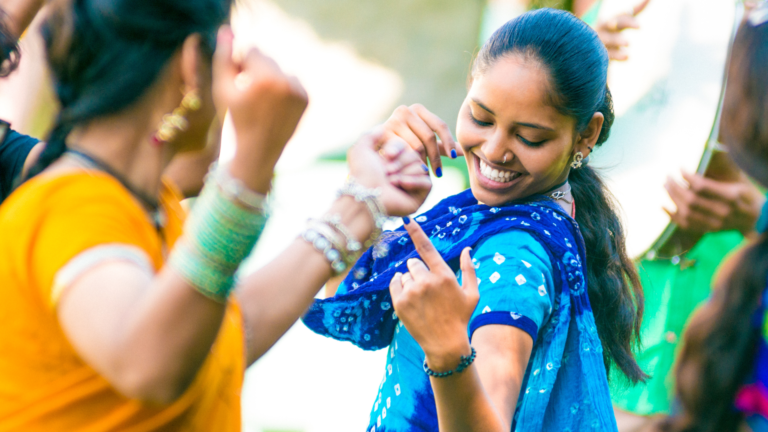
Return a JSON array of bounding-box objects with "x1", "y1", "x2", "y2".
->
[
  {"x1": 470, "y1": 112, "x2": 493, "y2": 127},
  {"x1": 518, "y1": 135, "x2": 546, "y2": 147}
]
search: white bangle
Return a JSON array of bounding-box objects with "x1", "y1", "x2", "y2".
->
[{"x1": 209, "y1": 163, "x2": 268, "y2": 213}]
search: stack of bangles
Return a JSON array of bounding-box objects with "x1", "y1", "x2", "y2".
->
[
  {"x1": 168, "y1": 164, "x2": 269, "y2": 303},
  {"x1": 300, "y1": 177, "x2": 388, "y2": 275}
]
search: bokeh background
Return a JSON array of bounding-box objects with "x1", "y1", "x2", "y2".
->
[{"x1": 0, "y1": 0, "x2": 739, "y2": 430}]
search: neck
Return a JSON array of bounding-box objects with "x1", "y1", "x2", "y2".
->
[{"x1": 68, "y1": 105, "x2": 175, "y2": 201}]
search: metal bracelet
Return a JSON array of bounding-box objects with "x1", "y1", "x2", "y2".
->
[
  {"x1": 301, "y1": 228, "x2": 348, "y2": 275},
  {"x1": 337, "y1": 177, "x2": 387, "y2": 246},
  {"x1": 210, "y1": 163, "x2": 269, "y2": 213},
  {"x1": 422, "y1": 347, "x2": 477, "y2": 378},
  {"x1": 322, "y1": 214, "x2": 362, "y2": 257}
]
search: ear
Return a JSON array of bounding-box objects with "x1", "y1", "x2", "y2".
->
[
  {"x1": 179, "y1": 33, "x2": 203, "y2": 95},
  {"x1": 575, "y1": 112, "x2": 604, "y2": 158}
]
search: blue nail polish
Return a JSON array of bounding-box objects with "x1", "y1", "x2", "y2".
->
[
  {"x1": 403, "y1": 216, "x2": 411, "y2": 225},
  {"x1": 422, "y1": 164, "x2": 429, "y2": 172},
  {"x1": 435, "y1": 167, "x2": 443, "y2": 178},
  {"x1": 450, "y1": 149, "x2": 457, "y2": 159}
]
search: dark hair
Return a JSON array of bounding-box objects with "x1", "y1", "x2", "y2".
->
[
  {"x1": 663, "y1": 20, "x2": 768, "y2": 432},
  {"x1": 0, "y1": 8, "x2": 20, "y2": 77},
  {"x1": 475, "y1": 8, "x2": 646, "y2": 383},
  {"x1": 25, "y1": 0, "x2": 230, "y2": 179}
]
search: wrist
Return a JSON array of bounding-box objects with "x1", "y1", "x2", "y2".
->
[
  {"x1": 327, "y1": 197, "x2": 375, "y2": 245},
  {"x1": 423, "y1": 337, "x2": 472, "y2": 372}
]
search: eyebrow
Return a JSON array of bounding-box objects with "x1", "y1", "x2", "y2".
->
[{"x1": 470, "y1": 98, "x2": 556, "y2": 132}]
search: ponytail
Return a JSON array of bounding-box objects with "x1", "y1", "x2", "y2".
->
[{"x1": 570, "y1": 165, "x2": 646, "y2": 382}]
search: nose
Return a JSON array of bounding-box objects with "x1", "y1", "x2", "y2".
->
[{"x1": 481, "y1": 130, "x2": 512, "y2": 165}]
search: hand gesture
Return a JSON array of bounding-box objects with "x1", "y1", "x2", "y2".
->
[
  {"x1": 382, "y1": 104, "x2": 462, "y2": 178},
  {"x1": 664, "y1": 171, "x2": 765, "y2": 235},
  {"x1": 348, "y1": 131, "x2": 432, "y2": 217},
  {"x1": 389, "y1": 219, "x2": 479, "y2": 370},
  {"x1": 595, "y1": 0, "x2": 651, "y2": 61},
  {"x1": 212, "y1": 26, "x2": 308, "y2": 192}
]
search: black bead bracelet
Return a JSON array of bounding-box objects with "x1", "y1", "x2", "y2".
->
[{"x1": 423, "y1": 347, "x2": 477, "y2": 378}]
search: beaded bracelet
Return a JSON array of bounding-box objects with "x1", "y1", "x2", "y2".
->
[
  {"x1": 422, "y1": 347, "x2": 477, "y2": 378},
  {"x1": 301, "y1": 227, "x2": 348, "y2": 274}
]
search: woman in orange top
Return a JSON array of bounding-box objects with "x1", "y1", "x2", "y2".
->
[{"x1": 0, "y1": 0, "x2": 431, "y2": 430}]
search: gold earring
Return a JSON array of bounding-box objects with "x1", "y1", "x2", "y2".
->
[
  {"x1": 570, "y1": 151, "x2": 584, "y2": 169},
  {"x1": 152, "y1": 90, "x2": 201, "y2": 146}
]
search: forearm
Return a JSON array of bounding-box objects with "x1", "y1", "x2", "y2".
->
[
  {"x1": 431, "y1": 370, "x2": 509, "y2": 432},
  {"x1": 238, "y1": 196, "x2": 373, "y2": 364},
  {"x1": 427, "y1": 345, "x2": 510, "y2": 432}
]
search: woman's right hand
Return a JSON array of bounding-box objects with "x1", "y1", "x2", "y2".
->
[
  {"x1": 348, "y1": 130, "x2": 432, "y2": 217},
  {"x1": 212, "y1": 26, "x2": 308, "y2": 193},
  {"x1": 382, "y1": 104, "x2": 462, "y2": 178}
]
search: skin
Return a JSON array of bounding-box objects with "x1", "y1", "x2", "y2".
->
[
  {"x1": 594, "y1": 0, "x2": 651, "y2": 61},
  {"x1": 51, "y1": 25, "x2": 431, "y2": 406},
  {"x1": 385, "y1": 54, "x2": 603, "y2": 431}
]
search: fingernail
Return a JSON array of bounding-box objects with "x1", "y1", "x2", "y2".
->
[
  {"x1": 402, "y1": 216, "x2": 410, "y2": 225},
  {"x1": 450, "y1": 149, "x2": 457, "y2": 159},
  {"x1": 421, "y1": 164, "x2": 429, "y2": 173},
  {"x1": 435, "y1": 167, "x2": 443, "y2": 178}
]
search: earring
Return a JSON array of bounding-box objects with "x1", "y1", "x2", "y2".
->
[
  {"x1": 570, "y1": 151, "x2": 584, "y2": 169},
  {"x1": 151, "y1": 90, "x2": 202, "y2": 146}
]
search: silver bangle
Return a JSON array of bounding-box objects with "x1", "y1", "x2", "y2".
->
[
  {"x1": 322, "y1": 214, "x2": 362, "y2": 256},
  {"x1": 337, "y1": 177, "x2": 387, "y2": 245},
  {"x1": 301, "y1": 228, "x2": 347, "y2": 275}
]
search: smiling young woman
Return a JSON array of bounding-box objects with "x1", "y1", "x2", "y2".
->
[{"x1": 304, "y1": 8, "x2": 644, "y2": 432}]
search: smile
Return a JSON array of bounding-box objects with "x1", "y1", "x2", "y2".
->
[{"x1": 479, "y1": 159, "x2": 522, "y2": 184}]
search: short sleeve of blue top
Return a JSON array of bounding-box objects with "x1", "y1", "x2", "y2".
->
[
  {"x1": 0, "y1": 125, "x2": 39, "y2": 202},
  {"x1": 364, "y1": 229, "x2": 555, "y2": 432}
]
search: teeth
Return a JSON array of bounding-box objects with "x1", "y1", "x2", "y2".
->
[{"x1": 479, "y1": 160, "x2": 519, "y2": 183}]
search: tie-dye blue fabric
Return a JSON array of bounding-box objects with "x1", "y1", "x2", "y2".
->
[{"x1": 302, "y1": 189, "x2": 618, "y2": 431}]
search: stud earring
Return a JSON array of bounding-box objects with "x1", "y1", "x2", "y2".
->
[
  {"x1": 570, "y1": 151, "x2": 584, "y2": 169},
  {"x1": 151, "y1": 90, "x2": 202, "y2": 146}
]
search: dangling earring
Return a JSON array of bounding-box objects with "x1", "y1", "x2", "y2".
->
[
  {"x1": 151, "y1": 90, "x2": 202, "y2": 146},
  {"x1": 570, "y1": 151, "x2": 584, "y2": 169}
]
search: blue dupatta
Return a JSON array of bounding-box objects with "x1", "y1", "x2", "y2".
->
[{"x1": 302, "y1": 189, "x2": 618, "y2": 431}]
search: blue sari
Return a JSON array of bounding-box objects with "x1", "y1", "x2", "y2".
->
[{"x1": 303, "y1": 189, "x2": 618, "y2": 431}]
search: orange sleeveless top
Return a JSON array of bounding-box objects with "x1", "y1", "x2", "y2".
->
[{"x1": 0, "y1": 170, "x2": 245, "y2": 431}]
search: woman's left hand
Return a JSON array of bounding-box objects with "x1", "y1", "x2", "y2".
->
[{"x1": 389, "y1": 219, "x2": 480, "y2": 371}]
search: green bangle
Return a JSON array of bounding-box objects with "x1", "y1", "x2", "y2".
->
[{"x1": 169, "y1": 174, "x2": 269, "y2": 302}]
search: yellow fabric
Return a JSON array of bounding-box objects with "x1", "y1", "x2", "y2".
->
[{"x1": 0, "y1": 170, "x2": 244, "y2": 431}]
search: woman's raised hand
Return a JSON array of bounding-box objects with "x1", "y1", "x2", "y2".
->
[
  {"x1": 212, "y1": 26, "x2": 309, "y2": 194},
  {"x1": 382, "y1": 104, "x2": 463, "y2": 178},
  {"x1": 389, "y1": 219, "x2": 479, "y2": 370},
  {"x1": 348, "y1": 131, "x2": 432, "y2": 217}
]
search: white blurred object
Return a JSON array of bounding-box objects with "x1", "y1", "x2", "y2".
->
[{"x1": 593, "y1": 0, "x2": 736, "y2": 257}]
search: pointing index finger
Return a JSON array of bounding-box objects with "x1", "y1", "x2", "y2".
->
[{"x1": 402, "y1": 218, "x2": 446, "y2": 271}]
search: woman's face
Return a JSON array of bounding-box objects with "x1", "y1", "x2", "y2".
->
[{"x1": 456, "y1": 55, "x2": 579, "y2": 207}]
